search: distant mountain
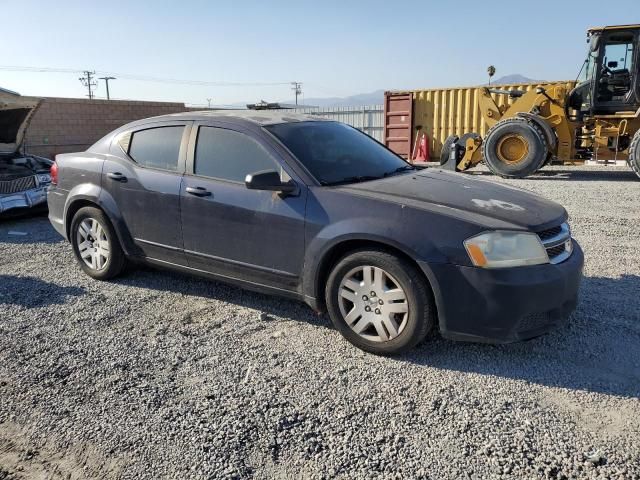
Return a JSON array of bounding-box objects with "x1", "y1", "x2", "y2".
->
[{"x1": 491, "y1": 74, "x2": 540, "y2": 85}]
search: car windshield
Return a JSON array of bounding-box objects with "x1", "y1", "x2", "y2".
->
[{"x1": 265, "y1": 121, "x2": 413, "y2": 185}]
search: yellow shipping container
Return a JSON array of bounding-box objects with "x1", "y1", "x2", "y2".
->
[{"x1": 385, "y1": 81, "x2": 577, "y2": 159}]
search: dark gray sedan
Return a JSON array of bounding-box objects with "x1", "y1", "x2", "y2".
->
[{"x1": 47, "y1": 111, "x2": 583, "y2": 354}]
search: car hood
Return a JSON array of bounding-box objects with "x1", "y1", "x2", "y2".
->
[
  {"x1": 336, "y1": 168, "x2": 567, "y2": 231},
  {"x1": 0, "y1": 89, "x2": 42, "y2": 154}
]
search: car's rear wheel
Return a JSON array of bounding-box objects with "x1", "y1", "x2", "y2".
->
[
  {"x1": 325, "y1": 249, "x2": 435, "y2": 355},
  {"x1": 70, "y1": 206, "x2": 126, "y2": 280}
]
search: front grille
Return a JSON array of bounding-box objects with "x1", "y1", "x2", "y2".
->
[
  {"x1": 537, "y1": 225, "x2": 562, "y2": 241},
  {"x1": 536, "y1": 222, "x2": 572, "y2": 264},
  {"x1": 0, "y1": 175, "x2": 36, "y2": 195},
  {"x1": 546, "y1": 244, "x2": 566, "y2": 259}
]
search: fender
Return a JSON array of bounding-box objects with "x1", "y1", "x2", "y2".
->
[
  {"x1": 302, "y1": 216, "x2": 448, "y2": 306},
  {"x1": 64, "y1": 184, "x2": 139, "y2": 257},
  {"x1": 63, "y1": 182, "x2": 102, "y2": 236}
]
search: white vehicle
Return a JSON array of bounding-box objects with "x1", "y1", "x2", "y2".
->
[{"x1": 0, "y1": 87, "x2": 52, "y2": 215}]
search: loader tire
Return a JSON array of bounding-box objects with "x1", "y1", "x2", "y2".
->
[
  {"x1": 627, "y1": 130, "x2": 640, "y2": 180},
  {"x1": 482, "y1": 117, "x2": 548, "y2": 178}
]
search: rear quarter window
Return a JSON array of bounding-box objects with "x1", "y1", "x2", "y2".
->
[{"x1": 127, "y1": 126, "x2": 184, "y2": 171}]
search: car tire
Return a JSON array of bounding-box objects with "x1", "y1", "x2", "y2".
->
[
  {"x1": 627, "y1": 130, "x2": 640, "y2": 179},
  {"x1": 325, "y1": 249, "x2": 435, "y2": 355},
  {"x1": 483, "y1": 117, "x2": 548, "y2": 178},
  {"x1": 70, "y1": 206, "x2": 126, "y2": 280}
]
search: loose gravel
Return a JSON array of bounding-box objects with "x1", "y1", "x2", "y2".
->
[{"x1": 1, "y1": 165, "x2": 639, "y2": 479}]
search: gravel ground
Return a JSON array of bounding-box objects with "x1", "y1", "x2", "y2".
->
[{"x1": 0, "y1": 165, "x2": 639, "y2": 480}]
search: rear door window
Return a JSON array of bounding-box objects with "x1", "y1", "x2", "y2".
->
[
  {"x1": 194, "y1": 126, "x2": 278, "y2": 182},
  {"x1": 128, "y1": 126, "x2": 185, "y2": 171}
]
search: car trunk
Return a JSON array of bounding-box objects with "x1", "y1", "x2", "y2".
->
[
  {"x1": 0, "y1": 90, "x2": 50, "y2": 202},
  {"x1": 0, "y1": 89, "x2": 41, "y2": 156}
]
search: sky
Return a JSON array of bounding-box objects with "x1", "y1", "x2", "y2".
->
[{"x1": 1, "y1": 0, "x2": 638, "y2": 106}]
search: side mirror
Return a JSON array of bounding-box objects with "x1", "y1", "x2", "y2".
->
[{"x1": 245, "y1": 170, "x2": 297, "y2": 194}]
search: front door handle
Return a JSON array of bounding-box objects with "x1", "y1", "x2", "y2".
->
[
  {"x1": 107, "y1": 172, "x2": 127, "y2": 182},
  {"x1": 185, "y1": 186, "x2": 212, "y2": 197}
]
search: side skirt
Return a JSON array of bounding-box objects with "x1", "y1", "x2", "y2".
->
[{"x1": 134, "y1": 255, "x2": 313, "y2": 305}]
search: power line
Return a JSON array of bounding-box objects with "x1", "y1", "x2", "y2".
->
[
  {"x1": 0, "y1": 66, "x2": 83, "y2": 74},
  {"x1": 0, "y1": 65, "x2": 291, "y2": 87},
  {"x1": 108, "y1": 72, "x2": 290, "y2": 87}
]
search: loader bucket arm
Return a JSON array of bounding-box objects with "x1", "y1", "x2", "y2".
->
[{"x1": 478, "y1": 87, "x2": 503, "y2": 128}]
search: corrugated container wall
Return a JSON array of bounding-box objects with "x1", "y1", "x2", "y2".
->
[{"x1": 388, "y1": 81, "x2": 577, "y2": 159}]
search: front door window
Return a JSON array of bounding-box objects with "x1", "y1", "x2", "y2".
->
[{"x1": 597, "y1": 33, "x2": 635, "y2": 103}]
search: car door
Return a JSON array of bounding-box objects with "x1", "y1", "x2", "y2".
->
[
  {"x1": 103, "y1": 121, "x2": 191, "y2": 264},
  {"x1": 594, "y1": 30, "x2": 638, "y2": 112},
  {"x1": 180, "y1": 122, "x2": 306, "y2": 291}
]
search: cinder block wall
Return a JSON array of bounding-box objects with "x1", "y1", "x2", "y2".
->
[{"x1": 24, "y1": 97, "x2": 193, "y2": 159}]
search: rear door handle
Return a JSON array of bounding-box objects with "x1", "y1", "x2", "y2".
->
[
  {"x1": 107, "y1": 172, "x2": 127, "y2": 182},
  {"x1": 185, "y1": 186, "x2": 212, "y2": 197}
]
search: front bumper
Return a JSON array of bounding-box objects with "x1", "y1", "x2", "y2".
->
[
  {"x1": 420, "y1": 240, "x2": 584, "y2": 343},
  {"x1": 0, "y1": 186, "x2": 48, "y2": 214}
]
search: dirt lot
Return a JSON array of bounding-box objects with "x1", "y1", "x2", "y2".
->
[{"x1": 1, "y1": 166, "x2": 639, "y2": 479}]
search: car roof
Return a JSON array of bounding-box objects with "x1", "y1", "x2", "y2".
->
[{"x1": 137, "y1": 109, "x2": 329, "y2": 127}]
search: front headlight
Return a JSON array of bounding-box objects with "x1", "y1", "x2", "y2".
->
[{"x1": 464, "y1": 231, "x2": 549, "y2": 268}]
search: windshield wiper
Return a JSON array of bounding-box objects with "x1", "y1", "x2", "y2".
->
[
  {"x1": 383, "y1": 165, "x2": 415, "y2": 177},
  {"x1": 322, "y1": 166, "x2": 415, "y2": 186},
  {"x1": 322, "y1": 175, "x2": 384, "y2": 186}
]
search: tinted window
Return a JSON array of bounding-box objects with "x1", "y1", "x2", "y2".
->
[
  {"x1": 195, "y1": 127, "x2": 277, "y2": 182},
  {"x1": 128, "y1": 126, "x2": 184, "y2": 171},
  {"x1": 265, "y1": 121, "x2": 410, "y2": 185}
]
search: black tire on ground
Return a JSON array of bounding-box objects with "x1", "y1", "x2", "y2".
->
[
  {"x1": 440, "y1": 135, "x2": 459, "y2": 165},
  {"x1": 325, "y1": 248, "x2": 435, "y2": 355},
  {"x1": 627, "y1": 130, "x2": 640, "y2": 179},
  {"x1": 70, "y1": 206, "x2": 126, "y2": 280},
  {"x1": 482, "y1": 117, "x2": 548, "y2": 178}
]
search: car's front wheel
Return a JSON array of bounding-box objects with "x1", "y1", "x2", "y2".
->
[
  {"x1": 325, "y1": 249, "x2": 435, "y2": 355},
  {"x1": 70, "y1": 206, "x2": 126, "y2": 280}
]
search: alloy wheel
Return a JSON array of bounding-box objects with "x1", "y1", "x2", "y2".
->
[
  {"x1": 76, "y1": 218, "x2": 110, "y2": 271},
  {"x1": 337, "y1": 265, "x2": 409, "y2": 342}
]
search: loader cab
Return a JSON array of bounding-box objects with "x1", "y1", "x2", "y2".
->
[{"x1": 574, "y1": 26, "x2": 640, "y2": 115}]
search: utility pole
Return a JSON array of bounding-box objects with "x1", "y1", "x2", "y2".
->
[
  {"x1": 291, "y1": 82, "x2": 302, "y2": 106},
  {"x1": 79, "y1": 70, "x2": 97, "y2": 99},
  {"x1": 99, "y1": 76, "x2": 116, "y2": 100},
  {"x1": 207, "y1": 98, "x2": 212, "y2": 108}
]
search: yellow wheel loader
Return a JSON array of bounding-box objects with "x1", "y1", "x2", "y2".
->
[{"x1": 442, "y1": 24, "x2": 640, "y2": 179}]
